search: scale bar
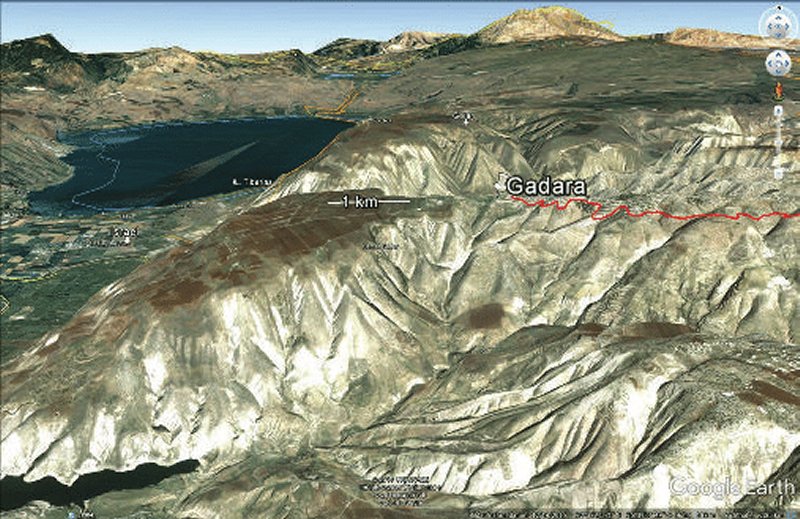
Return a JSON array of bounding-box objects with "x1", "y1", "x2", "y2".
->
[{"x1": 378, "y1": 199, "x2": 412, "y2": 204}]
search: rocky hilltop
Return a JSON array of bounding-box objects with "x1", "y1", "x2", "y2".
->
[
  {"x1": 476, "y1": 6, "x2": 625, "y2": 44},
  {"x1": 662, "y1": 27, "x2": 800, "y2": 50},
  {"x1": 1, "y1": 33, "x2": 129, "y2": 91},
  {"x1": 2, "y1": 25, "x2": 799, "y2": 515},
  {"x1": 382, "y1": 31, "x2": 455, "y2": 52},
  {"x1": 2, "y1": 6, "x2": 799, "y2": 516},
  {"x1": 312, "y1": 37, "x2": 383, "y2": 60}
]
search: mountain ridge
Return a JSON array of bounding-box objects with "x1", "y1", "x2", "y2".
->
[
  {"x1": 2, "y1": 6, "x2": 799, "y2": 515},
  {"x1": 475, "y1": 6, "x2": 625, "y2": 44},
  {"x1": 7, "y1": 5, "x2": 796, "y2": 70}
]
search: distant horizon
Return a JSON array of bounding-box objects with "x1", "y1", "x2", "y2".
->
[{"x1": 1, "y1": 2, "x2": 778, "y2": 54}]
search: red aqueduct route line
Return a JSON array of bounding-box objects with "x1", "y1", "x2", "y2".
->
[{"x1": 510, "y1": 196, "x2": 800, "y2": 222}]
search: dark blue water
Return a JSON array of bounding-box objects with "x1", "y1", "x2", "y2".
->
[
  {"x1": 0, "y1": 459, "x2": 199, "y2": 511},
  {"x1": 29, "y1": 117, "x2": 352, "y2": 215}
]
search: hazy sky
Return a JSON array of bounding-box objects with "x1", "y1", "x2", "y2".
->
[{"x1": 0, "y1": 2, "x2": 776, "y2": 54}]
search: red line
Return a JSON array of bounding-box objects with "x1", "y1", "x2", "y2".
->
[{"x1": 510, "y1": 196, "x2": 800, "y2": 222}]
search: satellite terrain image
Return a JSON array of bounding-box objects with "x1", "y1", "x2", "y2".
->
[{"x1": 0, "y1": 1, "x2": 798, "y2": 517}]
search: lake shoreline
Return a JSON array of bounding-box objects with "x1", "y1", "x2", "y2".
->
[{"x1": 31, "y1": 117, "x2": 354, "y2": 216}]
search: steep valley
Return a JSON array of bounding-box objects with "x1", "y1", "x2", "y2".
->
[{"x1": 1, "y1": 9, "x2": 799, "y2": 517}]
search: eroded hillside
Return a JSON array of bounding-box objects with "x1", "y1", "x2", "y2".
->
[{"x1": 1, "y1": 7, "x2": 799, "y2": 517}]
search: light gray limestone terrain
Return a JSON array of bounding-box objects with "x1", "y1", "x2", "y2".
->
[{"x1": 1, "y1": 8, "x2": 798, "y2": 517}]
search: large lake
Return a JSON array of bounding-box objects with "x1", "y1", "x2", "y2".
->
[{"x1": 29, "y1": 117, "x2": 353, "y2": 214}]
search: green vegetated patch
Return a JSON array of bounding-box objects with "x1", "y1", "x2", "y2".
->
[{"x1": 0, "y1": 256, "x2": 141, "y2": 365}]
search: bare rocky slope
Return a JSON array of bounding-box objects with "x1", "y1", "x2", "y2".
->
[
  {"x1": 1, "y1": 7, "x2": 799, "y2": 518},
  {"x1": 476, "y1": 6, "x2": 624, "y2": 44},
  {"x1": 663, "y1": 28, "x2": 800, "y2": 50}
]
